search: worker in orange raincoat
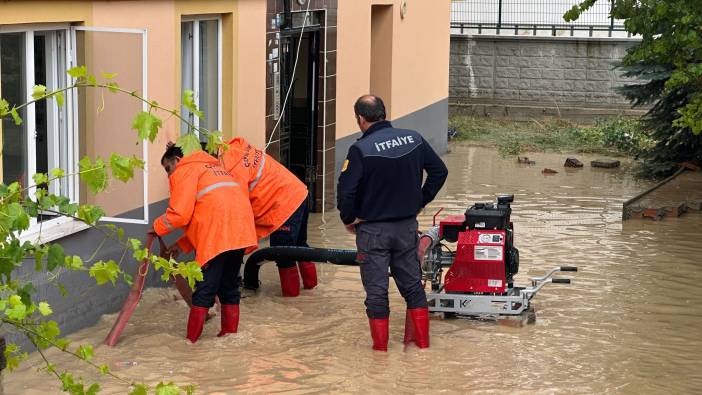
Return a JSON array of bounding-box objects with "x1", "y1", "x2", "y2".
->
[
  {"x1": 219, "y1": 137, "x2": 316, "y2": 297},
  {"x1": 153, "y1": 144, "x2": 257, "y2": 343}
]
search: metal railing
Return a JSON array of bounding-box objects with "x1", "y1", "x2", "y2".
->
[{"x1": 451, "y1": 0, "x2": 626, "y2": 37}]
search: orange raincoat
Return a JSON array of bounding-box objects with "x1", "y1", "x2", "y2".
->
[
  {"x1": 153, "y1": 151, "x2": 257, "y2": 266},
  {"x1": 220, "y1": 137, "x2": 308, "y2": 240}
]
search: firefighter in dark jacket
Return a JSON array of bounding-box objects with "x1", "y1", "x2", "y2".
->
[{"x1": 337, "y1": 95, "x2": 448, "y2": 351}]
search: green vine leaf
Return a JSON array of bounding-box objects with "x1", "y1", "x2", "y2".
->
[
  {"x1": 176, "y1": 133, "x2": 202, "y2": 156},
  {"x1": 205, "y1": 130, "x2": 224, "y2": 154},
  {"x1": 155, "y1": 382, "x2": 182, "y2": 395},
  {"x1": 106, "y1": 82, "x2": 120, "y2": 93},
  {"x1": 0, "y1": 98, "x2": 9, "y2": 117},
  {"x1": 10, "y1": 107, "x2": 22, "y2": 125},
  {"x1": 47, "y1": 243, "x2": 65, "y2": 271},
  {"x1": 79, "y1": 156, "x2": 108, "y2": 194},
  {"x1": 182, "y1": 90, "x2": 204, "y2": 119},
  {"x1": 132, "y1": 111, "x2": 163, "y2": 142},
  {"x1": 38, "y1": 301, "x2": 53, "y2": 316},
  {"x1": 64, "y1": 255, "x2": 85, "y2": 271},
  {"x1": 50, "y1": 168, "x2": 66, "y2": 179},
  {"x1": 177, "y1": 261, "x2": 203, "y2": 289},
  {"x1": 54, "y1": 91, "x2": 65, "y2": 107},
  {"x1": 110, "y1": 153, "x2": 145, "y2": 182},
  {"x1": 33, "y1": 172, "x2": 49, "y2": 186},
  {"x1": 89, "y1": 260, "x2": 121, "y2": 286},
  {"x1": 67, "y1": 65, "x2": 87, "y2": 78},
  {"x1": 102, "y1": 72, "x2": 118, "y2": 80},
  {"x1": 32, "y1": 84, "x2": 48, "y2": 100},
  {"x1": 129, "y1": 384, "x2": 149, "y2": 395},
  {"x1": 77, "y1": 205, "x2": 105, "y2": 226},
  {"x1": 77, "y1": 344, "x2": 94, "y2": 361}
]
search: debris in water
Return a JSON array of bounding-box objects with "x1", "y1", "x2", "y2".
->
[
  {"x1": 518, "y1": 156, "x2": 535, "y2": 165},
  {"x1": 591, "y1": 159, "x2": 621, "y2": 168},
  {"x1": 564, "y1": 157, "x2": 583, "y2": 168},
  {"x1": 542, "y1": 168, "x2": 558, "y2": 174}
]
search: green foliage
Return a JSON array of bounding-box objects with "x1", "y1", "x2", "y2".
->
[
  {"x1": 110, "y1": 154, "x2": 145, "y2": 183},
  {"x1": 67, "y1": 65, "x2": 87, "y2": 79},
  {"x1": 89, "y1": 260, "x2": 121, "y2": 286},
  {"x1": 449, "y1": 116, "x2": 651, "y2": 157},
  {"x1": 132, "y1": 111, "x2": 163, "y2": 142},
  {"x1": 205, "y1": 130, "x2": 225, "y2": 154},
  {"x1": 176, "y1": 133, "x2": 203, "y2": 156},
  {"x1": 79, "y1": 156, "x2": 108, "y2": 194},
  {"x1": 565, "y1": 0, "x2": 702, "y2": 176},
  {"x1": 182, "y1": 90, "x2": 204, "y2": 120},
  {"x1": 0, "y1": 64, "x2": 198, "y2": 394}
]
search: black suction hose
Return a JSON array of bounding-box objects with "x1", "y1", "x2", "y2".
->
[{"x1": 243, "y1": 246, "x2": 358, "y2": 289}]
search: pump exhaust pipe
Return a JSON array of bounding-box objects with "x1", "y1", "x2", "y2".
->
[{"x1": 243, "y1": 246, "x2": 358, "y2": 290}]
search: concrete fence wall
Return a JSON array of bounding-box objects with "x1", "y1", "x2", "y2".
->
[{"x1": 450, "y1": 35, "x2": 644, "y2": 119}]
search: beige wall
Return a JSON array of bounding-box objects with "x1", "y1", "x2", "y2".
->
[
  {"x1": 336, "y1": 0, "x2": 450, "y2": 139},
  {"x1": 1, "y1": 1, "x2": 268, "y2": 209}
]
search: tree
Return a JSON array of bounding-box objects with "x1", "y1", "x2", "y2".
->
[
  {"x1": 565, "y1": 0, "x2": 702, "y2": 176},
  {"x1": 0, "y1": 66, "x2": 223, "y2": 394}
]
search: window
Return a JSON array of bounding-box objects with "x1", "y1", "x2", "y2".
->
[
  {"x1": 181, "y1": 17, "x2": 221, "y2": 141},
  {"x1": 1, "y1": 24, "x2": 149, "y2": 241},
  {"x1": 1, "y1": 26, "x2": 77, "y2": 232}
]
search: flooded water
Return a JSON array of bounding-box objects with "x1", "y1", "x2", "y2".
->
[{"x1": 6, "y1": 145, "x2": 702, "y2": 394}]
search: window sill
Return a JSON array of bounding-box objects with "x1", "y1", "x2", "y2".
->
[{"x1": 19, "y1": 218, "x2": 91, "y2": 244}]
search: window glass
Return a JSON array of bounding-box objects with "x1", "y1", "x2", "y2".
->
[{"x1": 0, "y1": 33, "x2": 28, "y2": 187}]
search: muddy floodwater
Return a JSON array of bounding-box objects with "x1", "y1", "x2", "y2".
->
[{"x1": 6, "y1": 145, "x2": 702, "y2": 394}]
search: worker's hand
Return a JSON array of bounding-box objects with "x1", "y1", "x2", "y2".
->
[
  {"x1": 167, "y1": 244, "x2": 182, "y2": 259},
  {"x1": 345, "y1": 223, "x2": 357, "y2": 235}
]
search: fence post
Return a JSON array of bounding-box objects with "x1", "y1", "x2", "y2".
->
[
  {"x1": 609, "y1": 0, "x2": 615, "y2": 37},
  {"x1": 497, "y1": 0, "x2": 503, "y2": 34}
]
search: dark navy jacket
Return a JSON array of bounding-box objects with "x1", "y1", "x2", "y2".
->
[{"x1": 337, "y1": 121, "x2": 448, "y2": 225}]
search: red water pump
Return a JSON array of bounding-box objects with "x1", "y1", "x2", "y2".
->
[
  {"x1": 439, "y1": 194, "x2": 519, "y2": 294},
  {"x1": 420, "y1": 194, "x2": 574, "y2": 319}
]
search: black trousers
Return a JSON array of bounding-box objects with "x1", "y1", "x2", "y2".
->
[
  {"x1": 269, "y1": 200, "x2": 309, "y2": 269},
  {"x1": 355, "y1": 217, "x2": 427, "y2": 319},
  {"x1": 192, "y1": 249, "x2": 245, "y2": 308}
]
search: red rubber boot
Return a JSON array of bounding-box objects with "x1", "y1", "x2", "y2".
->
[
  {"x1": 278, "y1": 266, "x2": 300, "y2": 297},
  {"x1": 217, "y1": 304, "x2": 239, "y2": 337},
  {"x1": 298, "y1": 261, "x2": 318, "y2": 289},
  {"x1": 368, "y1": 318, "x2": 389, "y2": 352},
  {"x1": 404, "y1": 307, "x2": 430, "y2": 348},
  {"x1": 186, "y1": 306, "x2": 209, "y2": 343}
]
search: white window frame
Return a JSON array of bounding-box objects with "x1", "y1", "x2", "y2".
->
[
  {"x1": 1, "y1": 23, "x2": 86, "y2": 243},
  {"x1": 181, "y1": 16, "x2": 223, "y2": 138},
  {"x1": 70, "y1": 26, "x2": 150, "y2": 226}
]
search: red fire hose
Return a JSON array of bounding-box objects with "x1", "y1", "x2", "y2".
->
[{"x1": 104, "y1": 233, "x2": 194, "y2": 347}]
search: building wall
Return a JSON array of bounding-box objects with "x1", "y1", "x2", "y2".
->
[
  {"x1": 450, "y1": 35, "x2": 642, "y2": 118},
  {"x1": 0, "y1": 0, "x2": 451, "y2": 343},
  {"x1": 334, "y1": 0, "x2": 451, "y2": 188},
  {"x1": 0, "y1": 0, "x2": 259, "y2": 346}
]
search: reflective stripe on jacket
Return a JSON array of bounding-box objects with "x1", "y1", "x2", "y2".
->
[
  {"x1": 220, "y1": 137, "x2": 308, "y2": 239},
  {"x1": 154, "y1": 150, "x2": 257, "y2": 266}
]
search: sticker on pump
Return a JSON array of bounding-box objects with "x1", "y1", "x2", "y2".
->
[
  {"x1": 479, "y1": 233, "x2": 503, "y2": 244},
  {"x1": 488, "y1": 279, "x2": 502, "y2": 287},
  {"x1": 474, "y1": 246, "x2": 502, "y2": 261}
]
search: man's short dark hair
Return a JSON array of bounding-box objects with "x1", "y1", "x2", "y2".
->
[
  {"x1": 354, "y1": 95, "x2": 386, "y2": 122},
  {"x1": 161, "y1": 143, "x2": 183, "y2": 164}
]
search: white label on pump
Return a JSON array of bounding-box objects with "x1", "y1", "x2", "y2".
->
[
  {"x1": 474, "y1": 246, "x2": 502, "y2": 261},
  {"x1": 479, "y1": 233, "x2": 503, "y2": 244},
  {"x1": 488, "y1": 279, "x2": 502, "y2": 288},
  {"x1": 475, "y1": 222, "x2": 486, "y2": 228}
]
